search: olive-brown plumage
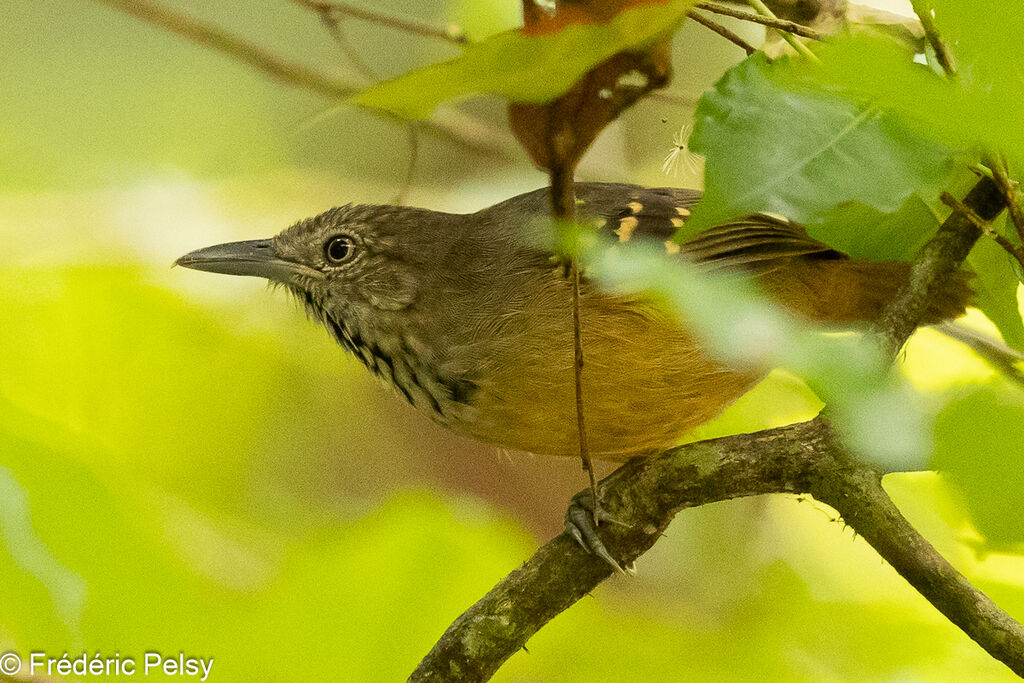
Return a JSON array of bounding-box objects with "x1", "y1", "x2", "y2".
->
[{"x1": 176, "y1": 183, "x2": 970, "y2": 461}]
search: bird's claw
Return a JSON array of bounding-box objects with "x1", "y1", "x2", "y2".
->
[{"x1": 564, "y1": 489, "x2": 630, "y2": 574}]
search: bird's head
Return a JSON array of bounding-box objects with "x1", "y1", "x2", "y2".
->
[{"x1": 175, "y1": 204, "x2": 462, "y2": 343}]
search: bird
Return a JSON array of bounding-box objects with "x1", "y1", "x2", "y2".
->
[{"x1": 176, "y1": 183, "x2": 970, "y2": 562}]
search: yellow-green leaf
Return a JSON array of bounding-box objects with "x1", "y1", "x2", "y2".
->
[{"x1": 352, "y1": 1, "x2": 696, "y2": 119}]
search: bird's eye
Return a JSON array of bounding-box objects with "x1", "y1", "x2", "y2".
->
[{"x1": 324, "y1": 235, "x2": 355, "y2": 264}]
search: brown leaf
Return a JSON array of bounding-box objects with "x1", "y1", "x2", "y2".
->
[{"x1": 512, "y1": 0, "x2": 673, "y2": 171}]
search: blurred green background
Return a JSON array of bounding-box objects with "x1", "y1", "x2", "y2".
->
[{"x1": 2, "y1": 0, "x2": 1023, "y2": 680}]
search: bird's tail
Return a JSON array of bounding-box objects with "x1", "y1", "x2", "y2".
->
[{"x1": 763, "y1": 258, "x2": 973, "y2": 326}]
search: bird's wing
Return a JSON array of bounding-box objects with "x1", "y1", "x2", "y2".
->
[
  {"x1": 681, "y1": 216, "x2": 845, "y2": 267},
  {"x1": 577, "y1": 183, "x2": 845, "y2": 269}
]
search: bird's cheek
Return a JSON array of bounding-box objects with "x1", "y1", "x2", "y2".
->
[{"x1": 363, "y1": 269, "x2": 420, "y2": 311}]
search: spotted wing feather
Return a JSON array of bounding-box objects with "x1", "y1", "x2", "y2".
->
[{"x1": 576, "y1": 184, "x2": 844, "y2": 269}]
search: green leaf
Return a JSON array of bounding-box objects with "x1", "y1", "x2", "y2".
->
[
  {"x1": 688, "y1": 54, "x2": 955, "y2": 233},
  {"x1": 805, "y1": 195, "x2": 939, "y2": 262},
  {"x1": 782, "y1": 27, "x2": 1024, "y2": 170},
  {"x1": 931, "y1": 0, "x2": 1024, "y2": 167},
  {"x1": 932, "y1": 382, "x2": 1024, "y2": 548},
  {"x1": 352, "y1": 1, "x2": 697, "y2": 118},
  {"x1": 0, "y1": 396, "x2": 534, "y2": 679},
  {"x1": 966, "y1": 226, "x2": 1024, "y2": 352}
]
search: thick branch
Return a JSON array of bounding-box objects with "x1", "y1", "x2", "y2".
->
[
  {"x1": 412, "y1": 418, "x2": 1024, "y2": 680},
  {"x1": 413, "y1": 176, "x2": 1020, "y2": 681},
  {"x1": 811, "y1": 454, "x2": 1024, "y2": 672},
  {"x1": 411, "y1": 420, "x2": 834, "y2": 681},
  {"x1": 876, "y1": 176, "x2": 1005, "y2": 355}
]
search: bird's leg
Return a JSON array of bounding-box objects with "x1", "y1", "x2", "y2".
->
[{"x1": 564, "y1": 486, "x2": 630, "y2": 573}]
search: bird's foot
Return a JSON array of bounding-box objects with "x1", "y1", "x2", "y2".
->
[{"x1": 564, "y1": 488, "x2": 632, "y2": 574}]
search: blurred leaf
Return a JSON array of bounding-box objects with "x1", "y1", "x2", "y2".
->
[
  {"x1": 451, "y1": 0, "x2": 520, "y2": 40},
  {"x1": 0, "y1": 265, "x2": 405, "y2": 516},
  {"x1": 0, "y1": 396, "x2": 533, "y2": 679},
  {"x1": 687, "y1": 53, "x2": 954, "y2": 233},
  {"x1": 966, "y1": 227, "x2": 1024, "y2": 352},
  {"x1": 930, "y1": 0, "x2": 1024, "y2": 166},
  {"x1": 0, "y1": 449, "x2": 86, "y2": 642},
  {"x1": 353, "y1": 0, "x2": 696, "y2": 118},
  {"x1": 932, "y1": 382, "x2": 1024, "y2": 548},
  {"x1": 0, "y1": 267, "x2": 281, "y2": 497},
  {"x1": 587, "y1": 240, "x2": 929, "y2": 470}
]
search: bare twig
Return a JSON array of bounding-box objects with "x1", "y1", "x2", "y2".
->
[
  {"x1": 305, "y1": 1, "x2": 379, "y2": 83},
  {"x1": 745, "y1": 0, "x2": 821, "y2": 61},
  {"x1": 687, "y1": 10, "x2": 758, "y2": 55},
  {"x1": 991, "y1": 158, "x2": 1024, "y2": 247},
  {"x1": 291, "y1": 0, "x2": 423, "y2": 204},
  {"x1": 88, "y1": 0, "x2": 510, "y2": 157},
  {"x1": 394, "y1": 123, "x2": 421, "y2": 205},
  {"x1": 694, "y1": 1, "x2": 828, "y2": 40},
  {"x1": 289, "y1": 0, "x2": 467, "y2": 45},
  {"x1": 92, "y1": 0, "x2": 358, "y2": 98},
  {"x1": 935, "y1": 322, "x2": 1024, "y2": 389},
  {"x1": 909, "y1": 0, "x2": 957, "y2": 78},
  {"x1": 941, "y1": 189, "x2": 1024, "y2": 272}
]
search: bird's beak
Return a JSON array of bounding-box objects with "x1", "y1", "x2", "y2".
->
[{"x1": 175, "y1": 239, "x2": 321, "y2": 284}]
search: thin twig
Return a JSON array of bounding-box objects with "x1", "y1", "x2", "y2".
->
[
  {"x1": 694, "y1": 1, "x2": 828, "y2": 41},
  {"x1": 983, "y1": 231, "x2": 1024, "y2": 269},
  {"x1": 991, "y1": 157, "x2": 1024, "y2": 247},
  {"x1": 93, "y1": 0, "x2": 357, "y2": 97},
  {"x1": 982, "y1": 229, "x2": 1024, "y2": 270},
  {"x1": 745, "y1": 0, "x2": 821, "y2": 61},
  {"x1": 549, "y1": 163, "x2": 600, "y2": 529},
  {"x1": 909, "y1": 0, "x2": 957, "y2": 78},
  {"x1": 687, "y1": 10, "x2": 758, "y2": 55},
  {"x1": 295, "y1": 0, "x2": 421, "y2": 205},
  {"x1": 940, "y1": 192, "x2": 991, "y2": 230},
  {"x1": 935, "y1": 322, "x2": 1024, "y2": 390},
  {"x1": 941, "y1": 190, "x2": 1024, "y2": 271},
  {"x1": 89, "y1": 0, "x2": 509, "y2": 157},
  {"x1": 289, "y1": 0, "x2": 467, "y2": 45},
  {"x1": 308, "y1": 2, "x2": 379, "y2": 83},
  {"x1": 394, "y1": 123, "x2": 421, "y2": 205}
]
